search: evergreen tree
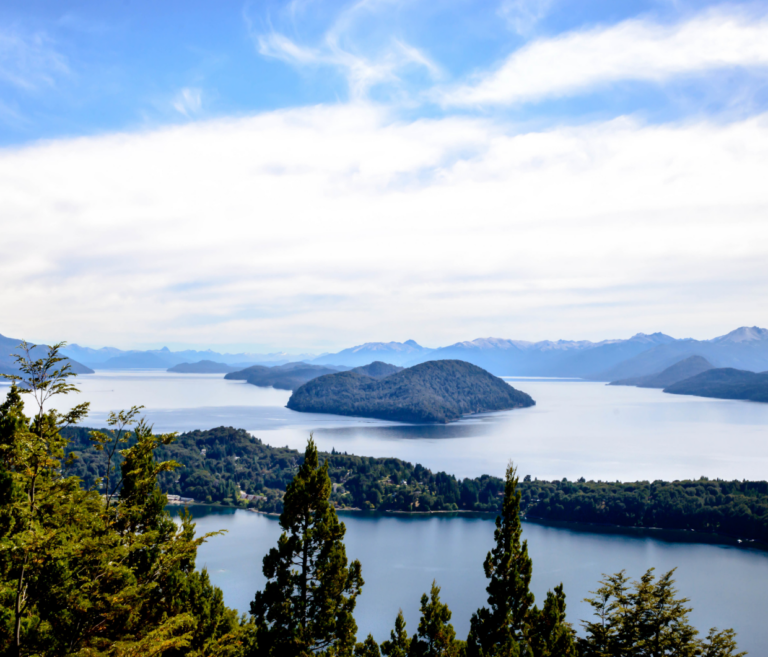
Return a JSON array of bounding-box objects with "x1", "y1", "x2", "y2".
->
[
  {"x1": 355, "y1": 634, "x2": 381, "y2": 657},
  {"x1": 0, "y1": 342, "x2": 247, "y2": 656},
  {"x1": 381, "y1": 611, "x2": 411, "y2": 657},
  {"x1": 579, "y1": 568, "x2": 745, "y2": 657},
  {"x1": 409, "y1": 582, "x2": 462, "y2": 657},
  {"x1": 250, "y1": 437, "x2": 364, "y2": 657},
  {"x1": 466, "y1": 463, "x2": 574, "y2": 657}
]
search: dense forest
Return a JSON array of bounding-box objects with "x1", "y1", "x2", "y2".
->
[
  {"x1": 62, "y1": 425, "x2": 768, "y2": 543},
  {"x1": 287, "y1": 360, "x2": 535, "y2": 423}
]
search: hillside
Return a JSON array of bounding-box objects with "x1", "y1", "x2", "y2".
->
[
  {"x1": 610, "y1": 355, "x2": 713, "y2": 388},
  {"x1": 225, "y1": 362, "x2": 344, "y2": 391},
  {"x1": 664, "y1": 368, "x2": 768, "y2": 402},
  {"x1": 287, "y1": 359, "x2": 535, "y2": 423},
  {"x1": 168, "y1": 360, "x2": 242, "y2": 374}
]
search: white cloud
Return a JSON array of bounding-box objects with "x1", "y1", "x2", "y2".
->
[
  {"x1": 172, "y1": 88, "x2": 203, "y2": 117},
  {"x1": 2, "y1": 104, "x2": 768, "y2": 349},
  {"x1": 442, "y1": 9, "x2": 768, "y2": 106}
]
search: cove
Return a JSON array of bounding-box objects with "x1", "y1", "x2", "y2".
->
[{"x1": 174, "y1": 506, "x2": 768, "y2": 655}]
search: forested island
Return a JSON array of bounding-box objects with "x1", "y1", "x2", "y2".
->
[
  {"x1": 224, "y1": 361, "x2": 345, "y2": 391},
  {"x1": 287, "y1": 359, "x2": 535, "y2": 423},
  {"x1": 62, "y1": 424, "x2": 768, "y2": 544},
  {"x1": 664, "y1": 366, "x2": 768, "y2": 402},
  {"x1": 168, "y1": 359, "x2": 243, "y2": 373}
]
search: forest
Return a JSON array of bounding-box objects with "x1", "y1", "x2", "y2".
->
[{"x1": 62, "y1": 425, "x2": 768, "y2": 544}]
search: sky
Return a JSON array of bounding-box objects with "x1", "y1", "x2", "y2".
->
[{"x1": 1, "y1": 0, "x2": 768, "y2": 352}]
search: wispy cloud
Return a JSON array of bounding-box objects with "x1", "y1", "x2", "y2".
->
[
  {"x1": 0, "y1": 28, "x2": 69, "y2": 90},
  {"x1": 498, "y1": 0, "x2": 557, "y2": 36},
  {"x1": 441, "y1": 9, "x2": 768, "y2": 106},
  {"x1": 172, "y1": 88, "x2": 203, "y2": 117},
  {"x1": 248, "y1": 0, "x2": 441, "y2": 100}
]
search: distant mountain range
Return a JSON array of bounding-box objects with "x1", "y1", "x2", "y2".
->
[
  {"x1": 0, "y1": 333, "x2": 94, "y2": 377},
  {"x1": 59, "y1": 344, "x2": 317, "y2": 370},
  {"x1": 8, "y1": 326, "x2": 768, "y2": 382},
  {"x1": 609, "y1": 356, "x2": 714, "y2": 389},
  {"x1": 308, "y1": 327, "x2": 768, "y2": 380}
]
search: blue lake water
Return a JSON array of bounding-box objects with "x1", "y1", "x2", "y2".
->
[
  {"x1": 172, "y1": 506, "x2": 768, "y2": 655},
  {"x1": 26, "y1": 369, "x2": 768, "y2": 653}
]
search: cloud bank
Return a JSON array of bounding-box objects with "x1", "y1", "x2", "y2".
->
[
  {"x1": 2, "y1": 104, "x2": 768, "y2": 349},
  {"x1": 442, "y1": 9, "x2": 768, "y2": 106}
]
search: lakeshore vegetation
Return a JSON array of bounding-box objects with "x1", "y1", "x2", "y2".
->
[{"x1": 0, "y1": 343, "x2": 748, "y2": 655}]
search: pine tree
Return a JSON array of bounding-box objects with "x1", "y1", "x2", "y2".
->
[
  {"x1": 466, "y1": 463, "x2": 574, "y2": 657},
  {"x1": 355, "y1": 634, "x2": 381, "y2": 657},
  {"x1": 250, "y1": 436, "x2": 364, "y2": 657},
  {"x1": 381, "y1": 610, "x2": 411, "y2": 657},
  {"x1": 409, "y1": 581, "x2": 462, "y2": 657},
  {"x1": 579, "y1": 569, "x2": 745, "y2": 657}
]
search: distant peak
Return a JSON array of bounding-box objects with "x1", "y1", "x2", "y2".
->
[
  {"x1": 404, "y1": 339, "x2": 420, "y2": 347},
  {"x1": 713, "y1": 326, "x2": 768, "y2": 343},
  {"x1": 160, "y1": 346, "x2": 170, "y2": 352}
]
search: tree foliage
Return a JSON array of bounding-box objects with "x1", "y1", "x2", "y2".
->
[{"x1": 250, "y1": 437, "x2": 364, "y2": 657}]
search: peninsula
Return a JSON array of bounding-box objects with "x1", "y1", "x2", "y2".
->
[
  {"x1": 664, "y1": 367, "x2": 768, "y2": 402},
  {"x1": 287, "y1": 359, "x2": 535, "y2": 423}
]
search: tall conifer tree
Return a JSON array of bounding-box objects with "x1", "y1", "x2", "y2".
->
[
  {"x1": 250, "y1": 437, "x2": 363, "y2": 657},
  {"x1": 466, "y1": 464, "x2": 574, "y2": 657}
]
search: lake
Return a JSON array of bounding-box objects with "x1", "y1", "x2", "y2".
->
[
  {"x1": 20, "y1": 369, "x2": 768, "y2": 653},
  {"x1": 172, "y1": 506, "x2": 768, "y2": 654},
  {"x1": 46, "y1": 369, "x2": 768, "y2": 481}
]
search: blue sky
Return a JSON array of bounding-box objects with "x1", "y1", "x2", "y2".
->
[{"x1": 2, "y1": 1, "x2": 768, "y2": 351}]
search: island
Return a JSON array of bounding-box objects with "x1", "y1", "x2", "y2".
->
[
  {"x1": 664, "y1": 367, "x2": 768, "y2": 402},
  {"x1": 286, "y1": 359, "x2": 535, "y2": 423},
  {"x1": 609, "y1": 355, "x2": 713, "y2": 388},
  {"x1": 168, "y1": 359, "x2": 243, "y2": 374},
  {"x1": 224, "y1": 362, "x2": 346, "y2": 391}
]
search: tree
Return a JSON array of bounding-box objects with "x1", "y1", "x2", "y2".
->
[
  {"x1": 250, "y1": 436, "x2": 364, "y2": 657},
  {"x1": 0, "y1": 342, "x2": 247, "y2": 656},
  {"x1": 467, "y1": 463, "x2": 574, "y2": 657},
  {"x1": 579, "y1": 568, "x2": 745, "y2": 657},
  {"x1": 409, "y1": 582, "x2": 462, "y2": 657},
  {"x1": 355, "y1": 634, "x2": 381, "y2": 657},
  {"x1": 381, "y1": 611, "x2": 411, "y2": 657}
]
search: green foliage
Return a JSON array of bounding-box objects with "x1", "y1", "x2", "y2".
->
[
  {"x1": 250, "y1": 437, "x2": 364, "y2": 657},
  {"x1": 579, "y1": 569, "x2": 745, "y2": 657},
  {"x1": 409, "y1": 582, "x2": 463, "y2": 657},
  {"x1": 467, "y1": 465, "x2": 575, "y2": 657},
  {"x1": 287, "y1": 360, "x2": 535, "y2": 423},
  {"x1": 0, "y1": 343, "x2": 249, "y2": 656},
  {"x1": 355, "y1": 634, "x2": 382, "y2": 657},
  {"x1": 381, "y1": 611, "x2": 411, "y2": 657}
]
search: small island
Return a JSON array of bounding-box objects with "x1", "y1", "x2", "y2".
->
[
  {"x1": 287, "y1": 359, "x2": 535, "y2": 423},
  {"x1": 225, "y1": 362, "x2": 345, "y2": 391}
]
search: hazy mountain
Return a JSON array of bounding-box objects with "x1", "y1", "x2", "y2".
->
[
  {"x1": 311, "y1": 340, "x2": 433, "y2": 367},
  {"x1": 664, "y1": 367, "x2": 768, "y2": 402},
  {"x1": 610, "y1": 355, "x2": 714, "y2": 388},
  {"x1": 593, "y1": 327, "x2": 768, "y2": 381},
  {"x1": 167, "y1": 360, "x2": 243, "y2": 374},
  {"x1": 61, "y1": 344, "x2": 318, "y2": 369},
  {"x1": 225, "y1": 362, "x2": 348, "y2": 391},
  {"x1": 0, "y1": 333, "x2": 94, "y2": 376},
  {"x1": 407, "y1": 333, "x2": 674, "y2": 377}
]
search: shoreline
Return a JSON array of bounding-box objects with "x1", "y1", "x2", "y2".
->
[{"x1": 171, "y1": 504, "x2": 768, "y2": 552}]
